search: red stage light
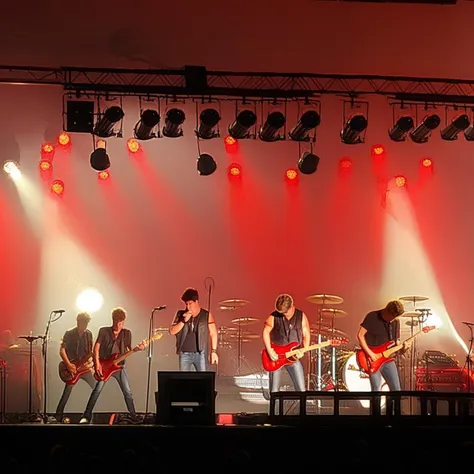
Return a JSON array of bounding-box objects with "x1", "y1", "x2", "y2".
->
[
  {"x1": 421, "y1": 157, "x2": 433, "y2": 168},
  {"x1": 286, "y1": 169, "x2": 298, "y2": 180},
  {"x1": 57, "y1": 132, "x2": 71, "y2": 147},
  {"x1": 41, "y1": 142, "x2": 55, "y2": 160},
  {"x1": 340, "y1": 158, "x2": 352, "y2": 168},
  {"x1": 39, "y1": 160, "x2": 52, "y2": 171},
  {"x1": 395, "y1": 175, "x2": 406, "y2": 187},
  {"x1": 127, "y1": 138, "x2": 140, "y2": 153},
  {"x1": 98, "y1": 171, "x2": 110, "y2": 180},
  {"x1": 228, "y1": 163, "x2": 241, "y2": 176},
  {"x1": 371, "y1": 144, "x2": 385, "y2": 156},
  {"x1": 96, "y1": 139, "x2": 106, "y2": 149},
  {"x1": 51, "y1": 179, "x2": 64, "y2": 195},
  {"x1": 224, "y1": 135, "x2": 236, "y2": 146}
]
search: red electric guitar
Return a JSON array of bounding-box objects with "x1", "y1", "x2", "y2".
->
[
  {"x1": 356, "y1": 325, "x2": 436, "y2": 374},
  {"x1": 94, "y1": 332, "x2": 163, "y2": 382},
  {"x1": 58, "y1": 356, "x2": 94, "y2": 385},
  {"x1": 262, "y1": 339, "x2": 343, "y2": 372}
]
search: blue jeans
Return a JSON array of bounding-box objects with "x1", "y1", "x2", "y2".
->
[
  {"x1": 179, "y1": 352, "x2": 207, "y2": 371},
  {"x1": 269, "y1": 360, "x2": 306, "y2": 392},
  {"x1": 83, "y1": 368, "x2": 135, "y2": 419},
  {"x1": 55, "y1": 371, "x2": 96, "y2": 418},
  {"x1": 369, "y1": 361, "x2": 401, "y2": 391}
]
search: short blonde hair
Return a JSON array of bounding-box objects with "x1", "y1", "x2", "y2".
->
[
  {"x1": 76, "y1": 312, "x2": 91, "y2": 323},
  {"x1": 386, "y1": 300, "x2": 404, "y2": 317},
  {"x1": 111, "y1": 307, "x2": 127, "y2": 322},
  {"x1": 275, "y1": 294, "x2": 294, "y2": 313}
]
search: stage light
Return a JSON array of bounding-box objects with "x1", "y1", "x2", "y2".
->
[
  {"x1": 98, "y1": 170, "x2": 110, "y2": 180},
  {"x1": 340, "y1": 158, "x2": 352, "y2": 168},
  {"x1": 286, "y1": 169, "x2": 298, "y2": 180},
  {"x1": 410, "y1": 114, "x2": 440, "y2": 143},
  {"x1": 297, "y1": 152, "x2": 320, "y2": 175},
  {"x1": 228, "y1": 110, "x2": 257, "y2": 139},
  {"x1": 42, "y1": 142, "x2": 54, "y2": 154},
  {"x1": 127, "y1": 138, "x2": 140, "y2": 153},
  {"x1": 58, "y1": 132, "x2": 71, "y2": 147},
  {"x1": 388, "y1": 116, "x2": 414, "y2": 142},
  {"x1": 76, "y1": 287, "x2": 103, "y2": 313},
  {"x1": 96, "y1": 139, "x2": 106, "y2": 149},
  {"x1": 162, "y1": 108, "x2": 185, "y2": 138},
  {"x1": 197, "y1": 153, "x2": 216, "y2": 176},
  {"x1": 51, "y1": 179, "x2": 64, "y2": 195},
  {"x1": 224, "y1": 135, "x2": 236, "y2": 146},
  {"x1": 39, "y1": 160, "x2": 52, "y2": 171},
  {"x1": 196, "y1": 108, "x2": 220, "y2": 139},
  {"x1": 90, "y1": 148, "x2": 110, "y2": 171},
  {"x1": 228, "y1": 163, "x2": 241, "y2": 177},
  {"x1": 421, "y1": 158, "x2": 433, "y2": 168},
  {"x1": 341, "y1": 115, "x2": 367, "y2": 144},
  {"x1": 93, "y1": 106, "x2": 124, "y2": 138},
  {"x1": 3, "y1": 161, "x2": 21, "y2": 180},
  {"x1": 371, "y1": 144, "x2": 385, "y2": 156},
  {"x1": 395, "y1": 175, "x2": 406, "y2": 187},
  {"x1": 463, "y1": 123, "x2": 474, "y2": 141},
  {"x1": 440, "y1": 114, "x2": 470, "y2": 141},
  {"x1": 134, "y1": 109, "x2": 160, "y2": 140},
  {"x1": 289, "y1": 110, "x2": 320, "y2": 141},
  {"x1": 259, "y1": 111, "x2": 285, "y2": 142}
]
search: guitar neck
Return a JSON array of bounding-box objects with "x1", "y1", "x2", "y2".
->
[
  {"x1": 286, "y1": 340, "x2": 331, "y2": 357},
  {"x1": 384, "y1": 330, "x2": 424, "y2": 357}
]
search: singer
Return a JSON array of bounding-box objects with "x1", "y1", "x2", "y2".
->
[{"x1": 169, "y1": 288, "x2": 218, "y2": 371}]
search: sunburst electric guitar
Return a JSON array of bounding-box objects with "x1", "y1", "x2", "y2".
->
[
  {"x1": 94, "y1": 332, "x2": 163, "y2": 382},
  {"x1": 356, "y1": 325, "x2": 436, "y2": 374},
  {"x1": 58, "y1": 355, "x2": 94, "y2": 385}
]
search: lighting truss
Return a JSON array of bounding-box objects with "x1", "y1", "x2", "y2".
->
[{"x1": 2, "y1": 65, "x2": 474, "y2": 103}]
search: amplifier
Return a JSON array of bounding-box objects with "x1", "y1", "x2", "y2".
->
[{"x1": 416, "y1": 366, "x2": 469, "y2": 391}]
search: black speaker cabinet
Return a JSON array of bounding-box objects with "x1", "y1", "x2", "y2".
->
[{"x1": 155, "y1": 371, "x2": 215, "y2": 426}]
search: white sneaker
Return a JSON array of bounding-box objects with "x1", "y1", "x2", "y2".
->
[{"x1": 79, "y1": 417, "x2": 89, "y2": 424}]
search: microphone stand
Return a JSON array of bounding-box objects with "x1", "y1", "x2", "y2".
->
[
  {"x1": 144, "y1": 308, "x2": 158, "y2": 422},
  {"x1": 204, "y1": 277, "x2": 215, "y2": 372},
  {"x1": 464, "y1": 325, "x2": 474, "y2": 393}
]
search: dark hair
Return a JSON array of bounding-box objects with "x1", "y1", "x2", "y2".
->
[{"x1": 181, "y1": 288, "x2": 199, "y2": 303}]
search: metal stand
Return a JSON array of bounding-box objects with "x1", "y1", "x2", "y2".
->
[
  {"x1": 464, "y1": 325, "x2": 474, "y2": 393},
  {"x1": 144, "y1": 308, "x2": 158, "y2": 421},
  {"x1": 204, "y1": 277, "x2": 215, "y2": 371},
  {"x1": 0, "y1": 359, "x2": 6, "y2": 424}
]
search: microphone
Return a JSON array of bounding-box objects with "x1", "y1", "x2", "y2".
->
[
  {"x1": 53, "y1": 309, "x2": 65, "y2": 314},
  {"x1": 154, "y1": 305, "x2": 167, "y2": 311},
  {"x1": 462, "y1": 321, "x2": 474, "y2": 326}
]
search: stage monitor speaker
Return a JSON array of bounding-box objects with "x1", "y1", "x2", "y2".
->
[{"x1": 155, "y1": 371, "x2": 215, "y2": 426}]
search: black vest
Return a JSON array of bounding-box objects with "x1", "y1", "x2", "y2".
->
[
  {"x1": 174, "y1": 309, "x2": 210, "y2": 354},
  {"x1": 270, "y1": 309, "x2": 303, "y2": 345}
]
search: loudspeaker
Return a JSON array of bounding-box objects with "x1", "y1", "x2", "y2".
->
[
  {"x1": 155, "y1": 371, "x2": 215, "y2": 426},
  {"x1": 66, "y1": 100, "x2": 94, "y2": 133}
]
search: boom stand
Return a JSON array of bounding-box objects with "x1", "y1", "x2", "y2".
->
[
  {"x1": 144, "y1": 308, "x2": 158, "y2": 422},
  {"x1": 465, "y1": 325, "x2": 474, "y2": 394},
  {"x1": 204, "y1": 277, "x2": 215, "y2": 371}
]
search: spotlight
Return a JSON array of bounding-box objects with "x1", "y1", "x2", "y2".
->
[
  {"x1": 90, "y1": 148, "x2": 110, "y2": 171},
  {"x1": 297, "y1": 152, "x2": 320, "y2": 175},
  {"x1": 289, "y1": 110, "x2": 320, "y2": 141},
  {"x1": 134, "y1": 109, "x2": 160, "y2": 140},
  {"x1": 340, "y1": 158, "x2": 352, "y2": 169},
  {"x1": 197, "y1": 153, "x2": 216, "y2": 176},
  {"x1": 42, "y1": 142, "x2": 55, "y2": 154},
  {"x1": 371, "y1": 144, "x2": 385, "y2": 156},
  {"x1": 58, "y1": 132, "x2": 71, "y2": 147},
  {"x1": 93, "y1": 106, "x2": 124, "y2": 138},
  {"x1": 286, "y1": 169, "x2": 298, "y2": 180},
  {"x1": 3, "y1": 161, "x2": 21, "y2": 180},
  {"x1": 395, "y1": 175, "x2": 406, "y2": 187},
  {"x1": 196, "y1": 108, "x2": 220, "y2": 139},
  {"x1": 228, "y1": 163, "x2": 241, "y2": 177},
  {"x1": 341, "y1": 115, "x2": 367, "y2": 144},
  {"x1": 39, "y1": 160, "x2": 52, "y2": 171},
  {"x1": 98, "y1": 171, "x2": 110, "y2": 180},
  {"x1": 259, "y1": 111, "x2": 285, "y2": 142},
  {"x1": 162, "y1": 108, "x2": 185, "y2": 138},
  {"x1": 228, "y1": 110, "x2": 257, "y2": 139},
  {"x1": 463, "y1": 123, "x2": 474, "y2": 141},
  {"x1": 440, "y1": 114, "x2": 470, "y2": 140},
  {"x1": 127, "y1": 138, "x2": 140, "y2": 153},
  {"x1": 51, "y1": 179, "x2": 64, "y2": 195},
  {"x1": 421, "y1": 157, "x2": 433, "y2": 168},
  {"x1": 410, "y1": 114, "x2": 440, "y2": 143},
  {"x1": 388, "y1": 116, "x2": 414, "y2": 142}
]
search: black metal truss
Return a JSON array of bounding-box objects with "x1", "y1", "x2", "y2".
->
[{"x1": 2, "y1": 65, "x2": 474, "y2": 103}]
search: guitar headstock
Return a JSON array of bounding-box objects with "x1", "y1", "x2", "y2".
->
[{"x1": 423, "y1": 325, "x2": 436, "y2": 333}]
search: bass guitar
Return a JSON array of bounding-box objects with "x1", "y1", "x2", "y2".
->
[
  {"x1": 94, "y1": 331, "x2": 163, "y2": 382},
  {"x1": 262, "y1": 339, "x2": 343, "y2": 372},
  {"x1": 58, "y1": 356, "x2": 94, "y2": 385},
  {"x1": 356, "y1": 325, "x2": 435, "y2": 374}
]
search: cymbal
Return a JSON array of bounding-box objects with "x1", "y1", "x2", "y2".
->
[
  {"x1": 399, "y1": 296, "x2": 429, "y2": 303},
  {"x1": 222, "y1": 332, "x2": 259, "y2": 340},
  {"x1": 319, "y1": 308, "x2": 347, "y2": 318},
  {"x1": 310, "y1": 325, "x2": 348, "y2": 339},
  {"x1": 231, "y1": 317, "x2": 259, "y2": 325},
  {"x1": 155, "y1": 327, "x2": 169, "y2": 332},
  {"x1": 401, "y1": 312, "x2": 423, "y2": 318},
  {"x1": 219, "y1": 299, "x2": 250, "y2": 310},
  {"x1": 218, "y1": 326, "x2": 238, "y2": 333},
  {"x1": 306, "y1": 294, "x2": 343, "y2": 305}
]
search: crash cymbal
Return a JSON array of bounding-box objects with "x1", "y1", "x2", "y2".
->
[
  {"x1": 219, "y1": 299, "x2": 250, "y2": 310},
  {"x1": 310, "y1": 325, "x2": 348, "y2": 339},
  {"x1": 320, "y1": 308, "x2": 347, "y2": 318},
  {"x1": 222, "y1": 332, "x2": 259, "y2": 340},
  {"x1": 402, "y1": 312, "x2": 423, "y2": 318},
  {"x1": 399, "y1": 296, "x2": 429, "y2": 303},
  {"x1": 306, "y1": 294, "x2": 343, "y2": 305},
  {"x1": 231, "y1": 317, "x2": 259, "y2": 325}
]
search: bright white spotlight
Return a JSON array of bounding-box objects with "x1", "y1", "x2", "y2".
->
[
  {"x1": 76, "y1": 288, "x2": 104, "y2": 313},
  {"x1": 3, "y1": 161, "x2": 21, "y2": 180},
  {"x1": 425, "y1": 312, "x2": 443, "y2": 328}
]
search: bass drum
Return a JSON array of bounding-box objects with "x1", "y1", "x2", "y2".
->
[{"x1": 339, "y1": 351, "x2": 389, "y2": 408}]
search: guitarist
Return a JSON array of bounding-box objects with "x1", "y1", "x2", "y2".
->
[
  {"x1": 263, "y1": 294, "x2": 310, "y2": 392},
  {"x1": 357, "y1": 300, "x2": 406, "y2": 391},
  {"x1": 79, "y1": 308, "x2": 144, "y2": 424},
  {"x1": 53, "y1": 312, "x2": 94, "y2": 422}
]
